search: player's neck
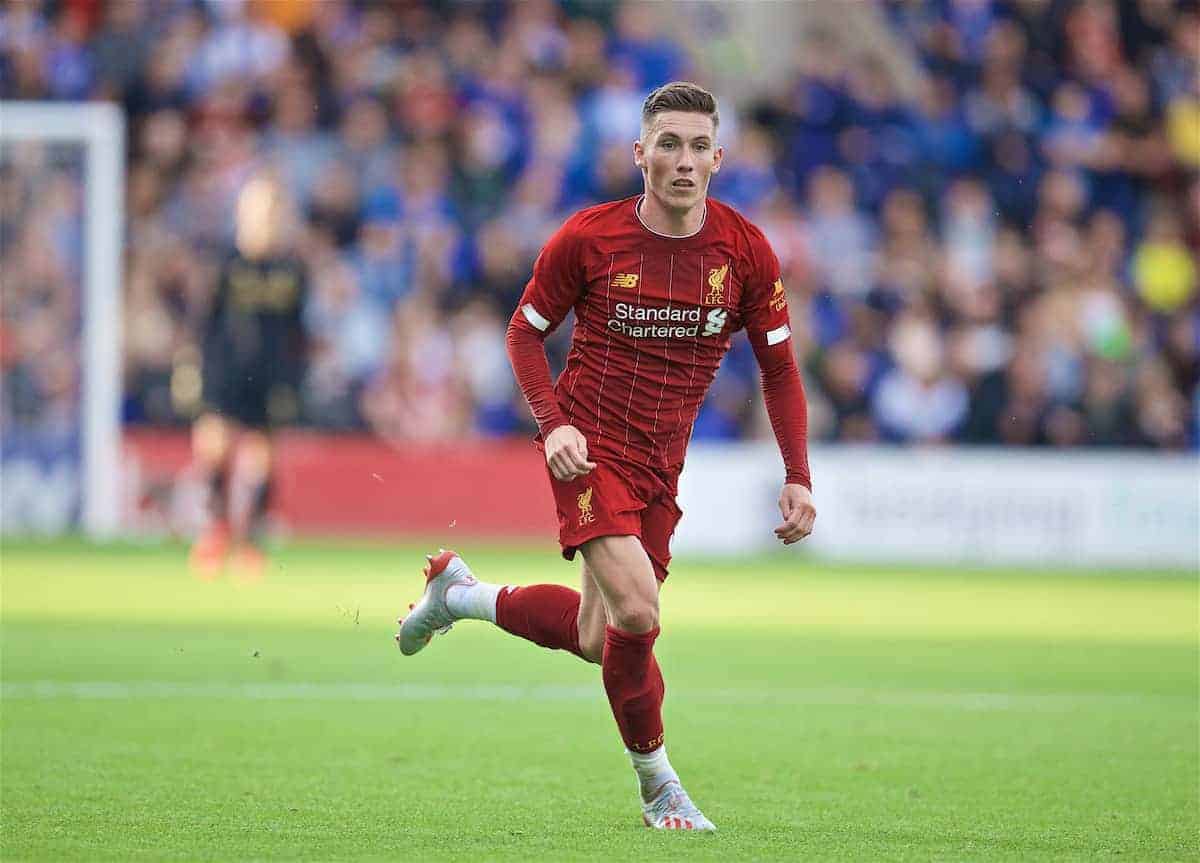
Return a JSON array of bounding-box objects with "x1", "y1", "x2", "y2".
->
[{"x1": 637, "y1": 193, "x2": 706, "y2": 238}]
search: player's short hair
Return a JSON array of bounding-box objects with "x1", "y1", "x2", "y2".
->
[{"x1": 641, "y1": 82, "x2": 720, "y2": 137}]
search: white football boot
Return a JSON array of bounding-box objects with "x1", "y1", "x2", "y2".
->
[
  {"x1": 395, "y1": 549, "x2": 475, "y2": 656},
  {"x1": 642, "y1": 781, "x2": 717, "y2": 831}
]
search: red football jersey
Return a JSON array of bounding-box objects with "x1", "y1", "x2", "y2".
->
[{"x1": 512, "y1": 195, "x2": 794, "y2": 473}]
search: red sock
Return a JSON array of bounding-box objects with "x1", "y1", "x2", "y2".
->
[
  {"x1": 495, "y1": 584, "x2": 584, "y2": 659},
  {"x1": 602, "y1": 625, "x2": 665, "y2": 753}
]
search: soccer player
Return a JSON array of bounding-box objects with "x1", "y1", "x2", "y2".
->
[
  {"x1": 397, "y1": 82, "x2": 815, "y2": 830},
  {"x1": 188, "y1": 175, "x2": 307, "y2": 581}
]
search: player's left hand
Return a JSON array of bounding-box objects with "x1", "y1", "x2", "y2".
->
[{"x1": 775, "y1": 483, "x2": 816, "y2": 545}]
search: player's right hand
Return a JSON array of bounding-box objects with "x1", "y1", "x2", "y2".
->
[{"x1": 545, "y1": 424, "x2": 596, "y2": 481}]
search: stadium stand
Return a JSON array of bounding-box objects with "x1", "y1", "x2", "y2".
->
[{"x1": 2, "y1": 0, "x2": 1196, "y2": 450}]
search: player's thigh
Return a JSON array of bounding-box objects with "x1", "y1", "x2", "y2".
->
[
  {"x1": 578, "y1": 534, "x2": 659, "y2": 633},
  {"x1": 577, "y1": 561, "x2": 608, "y2": 664}
]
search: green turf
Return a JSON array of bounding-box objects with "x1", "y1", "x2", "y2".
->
[{"x1": 1, "y1": 540, "x2": 1196, "y2": 861}]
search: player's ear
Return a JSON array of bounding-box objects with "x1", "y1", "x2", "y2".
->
[
  {"x1": 633, "y1": 138, "x2": 645, "y2": 169},
  {"x1": 712, "y1": 145, "x2": 724, "y2": 174}
]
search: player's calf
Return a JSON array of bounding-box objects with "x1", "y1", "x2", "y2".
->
[
  {"x1": 577, "y1": 620, "x2": 605, "y2": 664},
  {"x1": 395, "y1": 550, "x2": 593, "y2": 660},
  {"x1": 576, "y1": 586, "x2": 607, "y2": 664}
]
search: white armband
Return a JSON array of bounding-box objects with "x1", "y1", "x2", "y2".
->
[
  {"x1": 521, "y1": 303, "x2": 551, "y2": 332},
  {"x1": 765, "y1": 324, "x2": 791, "y2": 346}
]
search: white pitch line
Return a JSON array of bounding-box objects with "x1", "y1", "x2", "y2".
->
[{"x1": 0, "y1": 682, "x2": 1188, "y2": 712}]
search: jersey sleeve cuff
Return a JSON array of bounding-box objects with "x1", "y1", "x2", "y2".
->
[{"x1": 538, "y1": 417, "x2": 571, "y2": 438}]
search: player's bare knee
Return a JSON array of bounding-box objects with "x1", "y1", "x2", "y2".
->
[{"x1": 611, "y1": 600, "x2": 659, "y2": 634}]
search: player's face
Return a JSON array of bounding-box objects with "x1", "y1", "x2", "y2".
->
[{"x1": 634, "y1": 111, "x2": 723, "y2": 214}]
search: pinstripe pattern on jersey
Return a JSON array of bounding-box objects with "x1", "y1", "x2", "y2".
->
[
  {"x1": 650, "y1": 254, "x2": 674, "y2": 440},
  {"x1": 620, "y1": 254, "x2": 645, "y2": 459},
  {"x1": 590, "y1": 254, "x2": 616, "y2": 444}
]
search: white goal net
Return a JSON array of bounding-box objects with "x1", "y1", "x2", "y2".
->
[{"x1": 1, "y1": 102, "x2": 124, "y2": 537}]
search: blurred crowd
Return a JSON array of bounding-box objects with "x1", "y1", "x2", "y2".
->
[
  {"x1": 0, "y1": 140, "x2": 83, "y2": 449},
  {"x1": 2, "y1": 0, "x2": 1197, "y2": 450}
]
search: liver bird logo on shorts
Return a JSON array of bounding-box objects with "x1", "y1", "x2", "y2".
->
[
  {"x1": 705, "y1": 264, "x2": 728, "y2": 305},
  {"x1": 577, "y1": 487, "x2": 596, "y2": 526}
]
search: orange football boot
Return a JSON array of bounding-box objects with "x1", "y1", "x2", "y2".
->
[{"x1": 189, "y1": 522, "x2": 230, "y2": 581}]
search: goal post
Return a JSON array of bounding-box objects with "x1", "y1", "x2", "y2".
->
[{"x1": 1, "y1": 102, "x2": 125, "y2": 538}]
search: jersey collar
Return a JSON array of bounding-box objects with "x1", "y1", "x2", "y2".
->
[{"x1": 633, "y1": 195, "x2": 708, "y2": 239}]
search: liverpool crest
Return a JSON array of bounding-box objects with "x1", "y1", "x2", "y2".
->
[
  {"x1": 577, "y1": 487, "x2": 596, "y2": 526},
  {"x1": 705, "y1": 264, "x2": 728, "y2": 305}
]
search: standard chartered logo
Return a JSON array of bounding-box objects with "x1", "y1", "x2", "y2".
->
[{"x1": 607, "y1": 302, "x2": 727, "y2": 339}]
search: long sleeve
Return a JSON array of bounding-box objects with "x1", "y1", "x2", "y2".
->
[
  {"x1": 751, "y1": 337, "x2": 811, "y2": 490},
  {"x1": 505, "y1": 214, "x2": 585, "y2": 438},
  {"x1": 506, "y1": 310, "x2": 569, "y2": 438},
  {"x1": 741, "y1": 228, "x2": 811, "y2": 490}
]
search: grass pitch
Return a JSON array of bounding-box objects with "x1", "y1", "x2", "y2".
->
[{"x1": 1, "y1": 540, "x2": 1196, "y2": 861}]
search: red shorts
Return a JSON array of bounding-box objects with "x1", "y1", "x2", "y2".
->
[{"x1": 545, "y1": 458, "x2": 682, "y2": 582}]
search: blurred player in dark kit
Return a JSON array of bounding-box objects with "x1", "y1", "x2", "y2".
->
[
  {"x1": 189, "y1": 175, "x2": 307, "y2": 581},
  {"x1": 397, "y1": 83, "x2": 816, "y2": 830}
]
